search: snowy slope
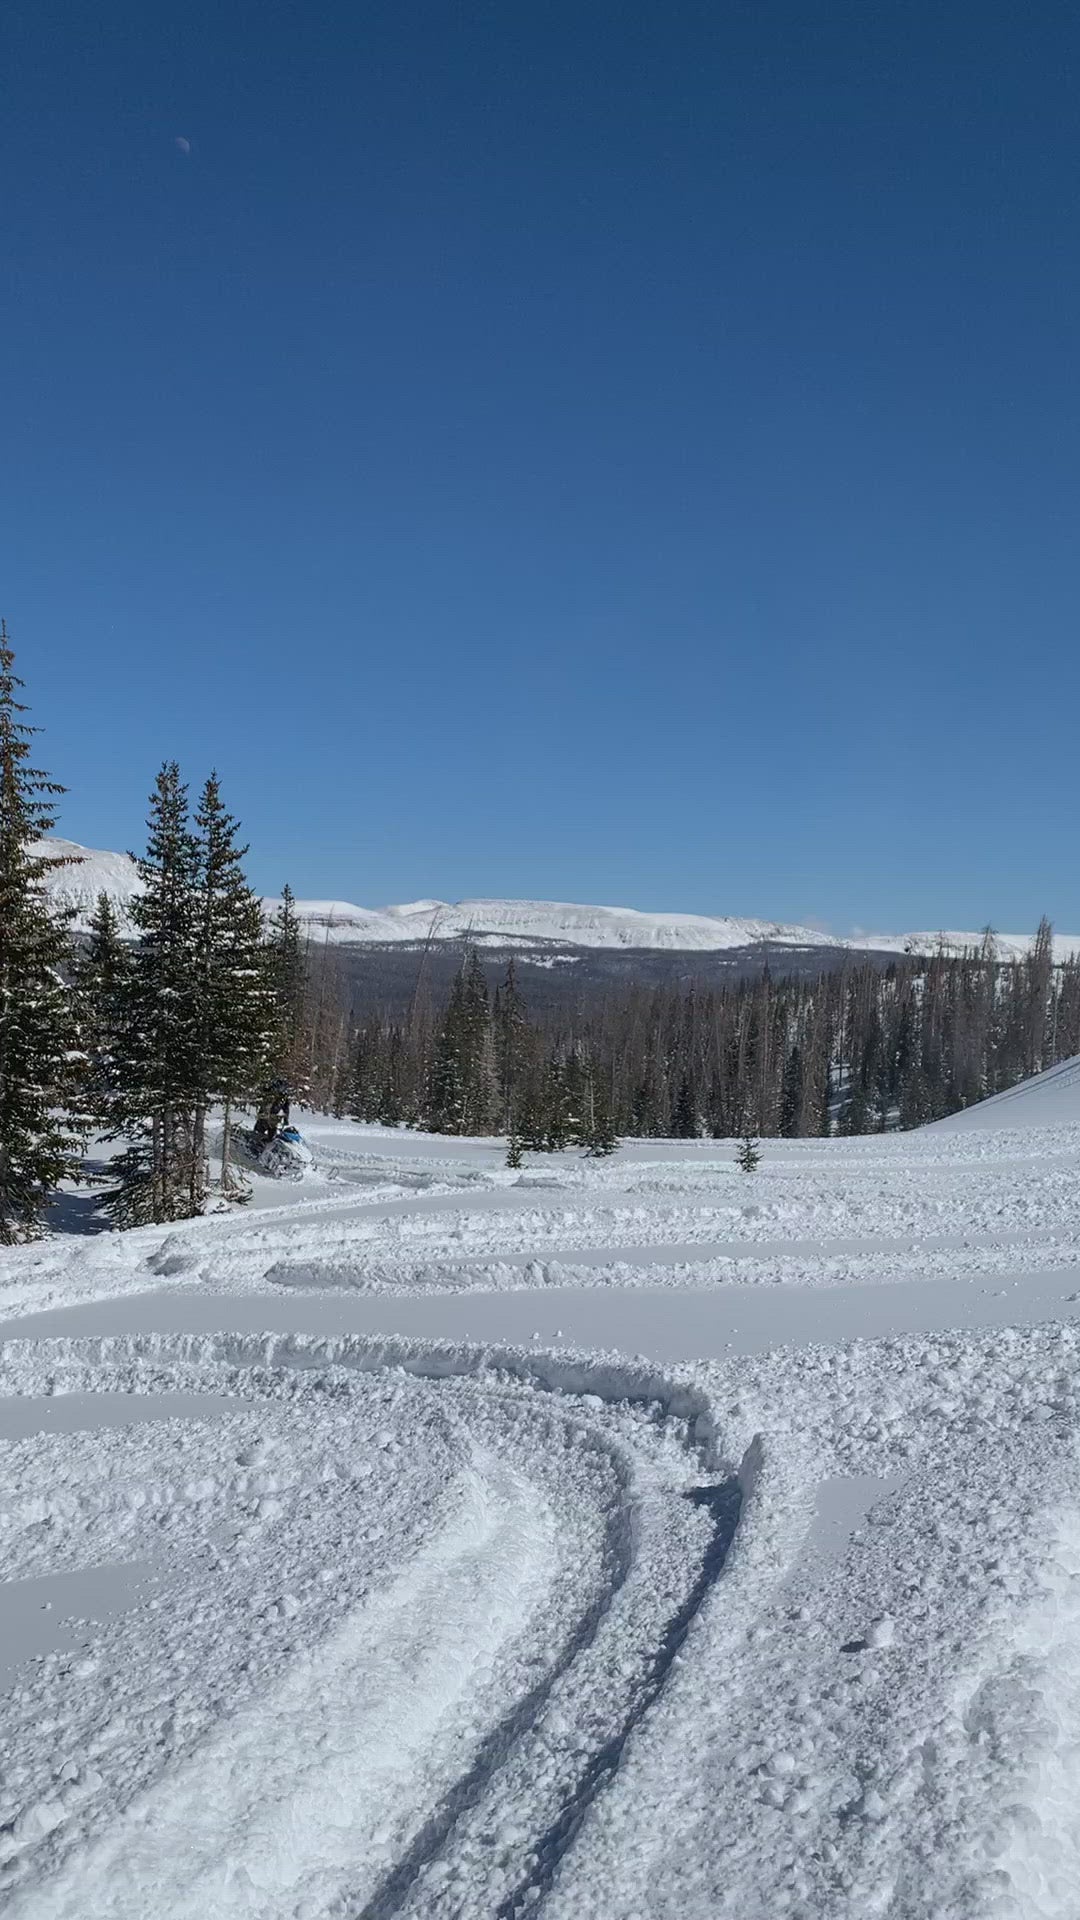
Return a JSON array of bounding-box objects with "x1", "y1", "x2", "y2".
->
[
  {"x1": 36, "y1": 843, "x2": 840, "y2": 950},
  {"x1": 858, "y1": 927, "x2": 1080, "y2": 962},
  {"x1": 376, "y1": 897, "x2": 841, "y2": 951},
  {"x1": 35, "y1": 837, "x2": 1080, "y2": 960},
  {"x1": 32, "y1": 838, "x2": 144, "y2": 934},
  {"x1": 4, "y1": 1070, "x2": 1080, "y2": 1913},
  {"x1": 279, "y1": 903, "x2": 1080, "y2": 958},
  {"x1": 930, "y1": 1052, "x2": 1080, "y2": 1131}
]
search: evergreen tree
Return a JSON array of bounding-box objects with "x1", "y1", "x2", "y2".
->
[
  {"x1": 428, "y1": 948, "x2": 496, "y2": 1134},
  {"x1": 253, "y1": 884, "x2": 308, "y2": 1149},
  {"x1": 74, "y1": 891, "x2": 131, "y2": 1130},
  {"x1": 106, "y1": 764, "x2": 201, "y2": 1225},
  {"x1": 494, "y1": 958, "x2": 529, "y2": 1132},
  {"x1": 428, "y1": 966, "x2": 469, "y2": 1133},
  {"x1": 839, "y1": 1077, "x2": 871, "y2": 1136},
  {"x1": 191, "y1": 775, "x2": 275, "y2": 1196},
  {"x1": 779, "y1": 1044, "x2": 803, "y2": 1137},
  {"x1": 671, "y1": 1074, "x2": 698, "y2": 1139},
  {"x1": 736, "y1": 1132, "x2": 762, "y2": 1173},
  {"x1": 0, "y1": 624, "x2": 84, "y2": 1241},
  {"x1": 581, "y1": 1061, "x2": 619, "y2": 1155}
]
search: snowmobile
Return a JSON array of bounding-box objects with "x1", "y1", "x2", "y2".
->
[{"x1": 259, "y1": 1124, "x2": 314, "y2": 1180}]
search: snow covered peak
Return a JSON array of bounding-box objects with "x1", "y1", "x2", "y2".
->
[
  {"x1": 272, "y1": 895, "x2": 843, "y2": 952},
  {"x1": 33, "y1": 837, "x2": 144, "y2": 933},
  {"x1": 35, "y1": 836, "x2": 1080, "y2": 963},
  {"x1": 402, "y1": 898, "x2": 837, "y2": 951}
]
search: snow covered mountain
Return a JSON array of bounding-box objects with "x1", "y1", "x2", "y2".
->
[
  {"x1": 283, "y1": 895, "x2": 842, "y2": 952},
  {"x1": 33, "y1": 837, "x2": 145, "y2": 934},
  {"x1": 34, "y1": 838, "x2": 1080, "y2": 961},
  {"x1": 855, "y1": 927, "x2": 1080, "y2": 963}
]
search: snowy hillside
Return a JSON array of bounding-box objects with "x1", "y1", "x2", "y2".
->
[
  {"x1": 35, "y1": 838, "x2": 1080, "y2": 960},
  {"x1": 931, "y1": 1052, "x2": 1080, "y2": 1130},
  {"x1": 32, "y1": 838, "x2": 144, "y2": 933},
  {"x1": 4, "y1": 1063, "x2": 1080, "y2": 1913},
  {"x1": 285, "y1": 895, "x2": 843, "y2": 951},
  {"x1": 858, "y1": 927, "x2": 1080, "y2": 962}
]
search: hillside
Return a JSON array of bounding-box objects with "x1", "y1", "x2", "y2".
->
[
  {"x1": 930, "y1": 1052, "x2": 1080, "y2": 1130},
  {"x1": 34, "y1": 837, "x2": 1080, "y2": 965},
  {"x1": 4, "y1": 1061, "x2": 1080, "y2": 1914}
]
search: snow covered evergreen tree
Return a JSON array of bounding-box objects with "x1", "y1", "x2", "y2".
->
[
  {"x1": 191, "y1": 775, "x2": 275, "y2": 1196},
  {"x1": 494, "y1": 958, "x2": 529, "y2": 1132},
  {"x1": 253, "y1": 883, "x2": 308, "y2": 1149},
  {"x1": 106, "y1": 763, "x2": 201, "y2": 1226},
  {"x1": 74, "y1": 891, "x2": 131, "y2": 1130},
  {"x1": 428, "y1": 965, "x2": 470, "y2": 1133},
  {"x1": 428, "y1": 948, "x2": 497, "y2": 1134},
  {"x1": 736, "y1": 1132, "x2": 762, "y2": 1173},
  {"x1": 0, "y1": 624, "x2": 84, "y2": 1242}
]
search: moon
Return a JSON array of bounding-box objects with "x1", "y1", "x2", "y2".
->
[{"x1": 174, "y1": 136, "x2": 191, "y2": 155}]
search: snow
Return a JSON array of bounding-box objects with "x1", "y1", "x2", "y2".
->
[
  {"x1": 4, "y1": 1066, "x2": 1080, "y2": 1913},
  {"x1": 375, "y1": 896, "x2": 843, "y2": 951},
  {"x1": 856, "y1": 927, "x2": 1080, "y2": 961},
  {"x1": 929, "y1": 1053, "x2": 1080, "y2": 1130},
  {"x1": 37, "y1": 836, "x2": 1080, "y2": 957},
  {"x1": 31, "y1": 839, "x2": 144, "y2": 935},
  {"x1": 263, "y1": 896, "x2": 846, "y2": 951}
]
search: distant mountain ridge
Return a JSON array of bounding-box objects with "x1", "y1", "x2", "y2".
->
[{"x1": 32, "y1": 837, "x2": 1080, "y2": 963}]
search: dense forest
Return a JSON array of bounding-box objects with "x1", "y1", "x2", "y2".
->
[{"x1": 322, "y1": 919, "x2": 1080, "y2": 1147}]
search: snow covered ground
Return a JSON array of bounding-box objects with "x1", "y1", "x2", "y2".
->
[{"x1": 4, "y1": 1078, "x2": 1080, "y2": 1915}]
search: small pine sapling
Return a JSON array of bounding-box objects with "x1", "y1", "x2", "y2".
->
[{"x1": 736, "y1": 1132, "x2": 761, "y2": 1174}]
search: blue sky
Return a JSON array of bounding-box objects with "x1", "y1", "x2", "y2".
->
[{"x1": 3, "y1": 1, "x2": 1079, "y2": 931}]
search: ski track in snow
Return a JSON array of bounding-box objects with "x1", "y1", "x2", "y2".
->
[{"x1": 5, "y1": 1084, "x2": 1080, "y2": 1914}]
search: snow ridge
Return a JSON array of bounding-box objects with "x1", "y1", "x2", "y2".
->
[{"x1": 34, "y1": 838, "x2": 1080, "y2": 958}]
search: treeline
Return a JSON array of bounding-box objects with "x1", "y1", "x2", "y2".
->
[
  {"x1": 334, "y1": 924, "x2": 1080, "y2": 1143},
  {"x1": 0, "y1": 627, "x2": 304, "y2": 1241}
]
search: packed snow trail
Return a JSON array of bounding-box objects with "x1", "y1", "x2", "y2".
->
[
  {"x1": 6, "y1": 1445, "x2": 554, "y2": 1920},
  {"x1": 7, "y1": 1074, "x2": 1080, "y2": 1914},
  {"x1": 12, "y1": 1104, "x2": 1080, "y2": 1322},
  {"x1": 0, "y1": 1335, "x2": 739, "y2": 1918}
]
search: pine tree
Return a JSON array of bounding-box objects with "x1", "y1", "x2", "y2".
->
[
  {"x1": 191, "y1": 775, "x2": 275, "y2": 1196},
  {"x1": 428, "y1": 966, "x2": 469, "y2": 1132},
  {"x1": 428, "y1": 948, "x2": 497, "y2": 1134},
  {"x1": 253, "y1": 883, "x2": 308, "y2": 1150},
  {"x1": 0, "y1": 624, "x2": 84, "y2": 1241},
  {"x1": 779, "y1": 1043, "x2": 803, "y2": 1137},
  {"x1": 106, "y1": 763, "x2": 201, "y2": 1225},
  {"x1": 839, "y1": 1078, "x2": 871, "y2": 1136},
  {"x1": 671, "y1": 1074, "x2": 698, "y2": 1139},
  {"x1": 494, "y1": 958, "x2": 529, "y2": 1132},
  {"x1": 736, "y1": 1132, "x2": 761, "y2": 1173},
  {"x1": 460, "y1": 948, "x2": 497, "y2": 1132},
  {"x1": 582, "y1": 1061, "x2": 619, "y2": 1155},
  {"x1": 74, "y1": 891, "x2": 131, "y2": 1130}
]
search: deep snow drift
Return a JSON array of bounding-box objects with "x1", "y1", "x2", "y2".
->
[{"x1": 3, "y1": 1070, "x2": 1080, "y2": 1915}]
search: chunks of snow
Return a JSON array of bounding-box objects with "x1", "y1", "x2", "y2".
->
[{"x1": 3, "y1": 1074, "x2": 1080, "y2": 1913}]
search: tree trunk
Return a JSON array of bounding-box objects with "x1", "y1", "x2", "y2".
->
[
  {"x1": 158, "y1": 1110, "x2": 170, "y2": 1222},
  {"x1": 191, "y1": 1103, "x2": 206, "y2": 1213},
  {"x1": 220, "y1": 1099, "x2": 232, "y2": 1193}
]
